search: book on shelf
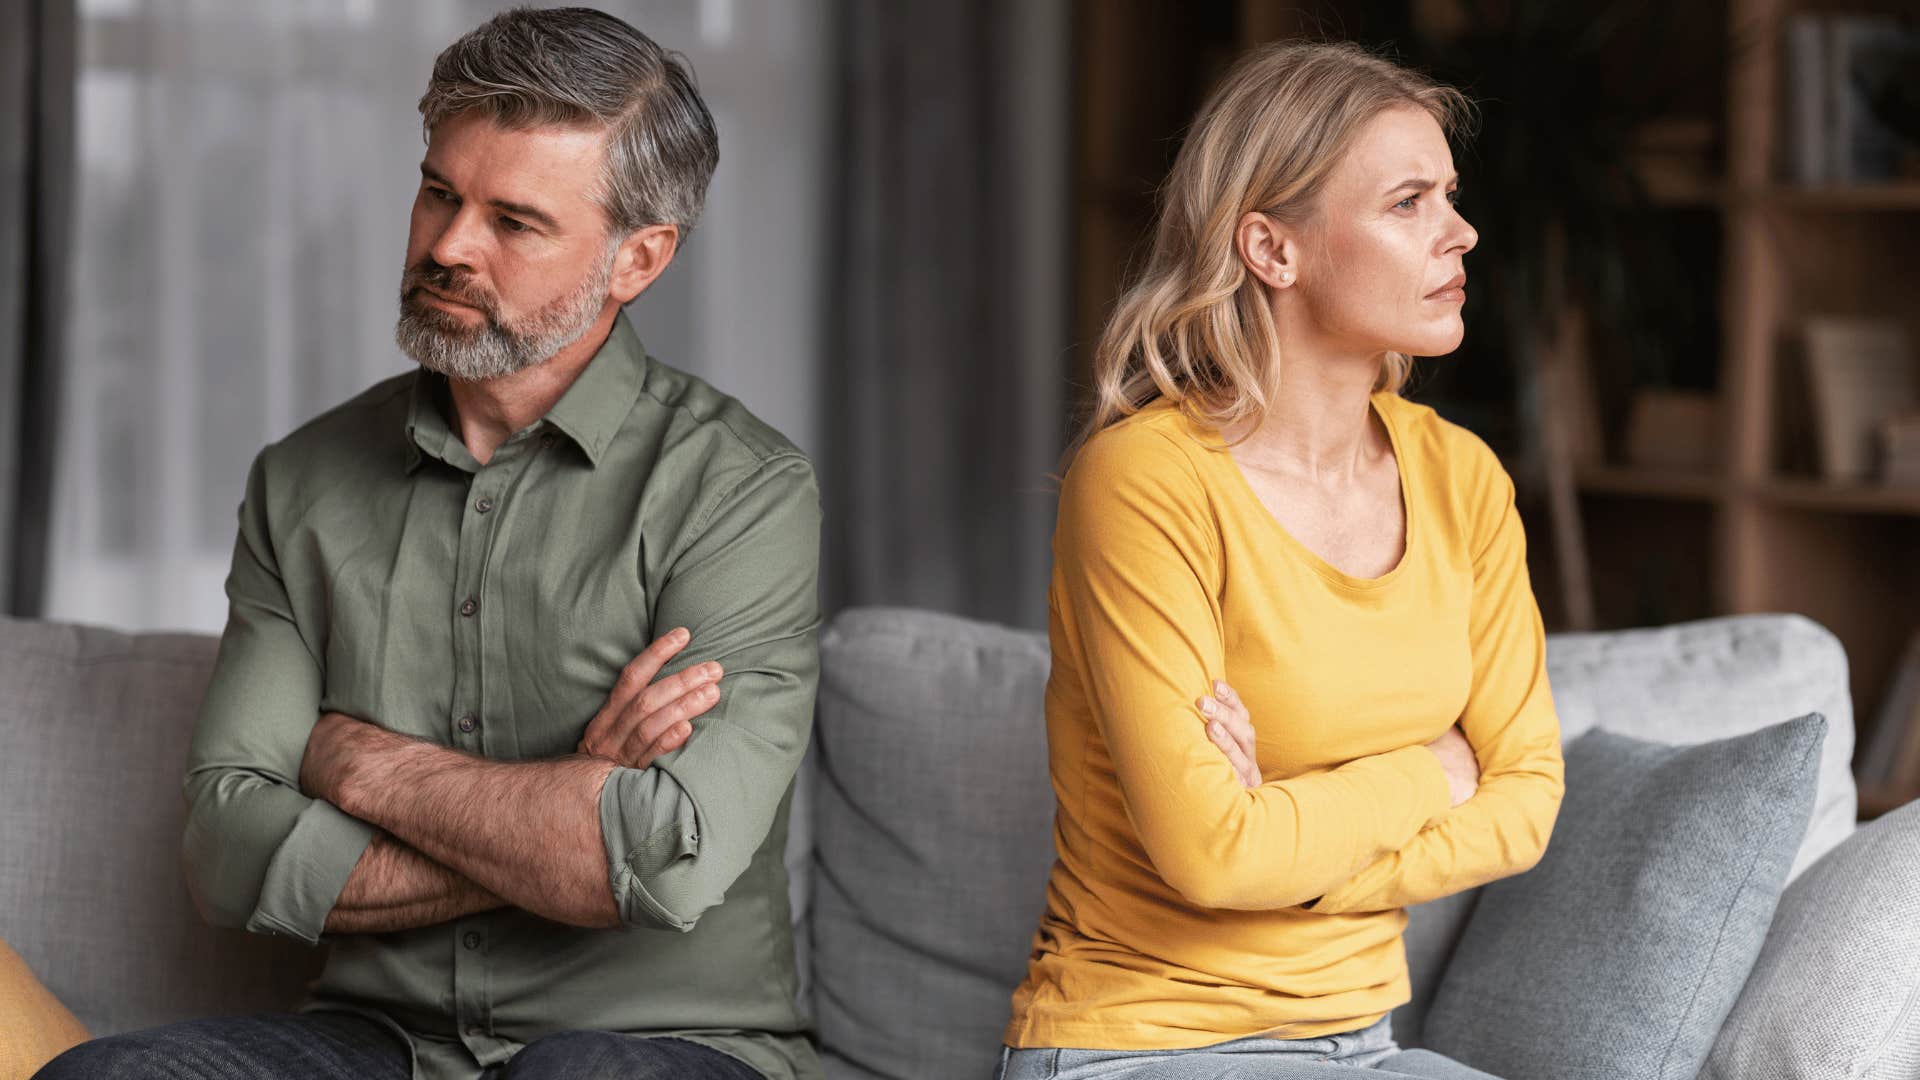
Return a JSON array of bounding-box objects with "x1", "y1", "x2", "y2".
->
[
  {"x1": 1801, "y1": 317, "x2": 1916, "y2": 482},
  {"x1": 1782, "y1": 13, "x2": 1920, "y2": 186},
  {"x1": 1622, "y1": 388, "x2": 1719, "y2": 472},
  {"x1": 1885, "y1": 412, "x2": 1920, "y2": 488}
]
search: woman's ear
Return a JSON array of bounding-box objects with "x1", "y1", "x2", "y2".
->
[
  {"x1": 609, "y1": 224, "x2": 680, "y2": 304},
  {"x1": 1236, "y1": 211, "x2": 1298, "y2": 291}
]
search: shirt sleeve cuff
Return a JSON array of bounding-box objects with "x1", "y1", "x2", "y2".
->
[
  {"x1": 598, "y1": 765, "x2": 702, "y2": 932},
  {"x1": 245, "y1": 798, "x2": 377, "y2": 946},
  {"x1": 1386, "y1": 743, "x2": 1455, "y2": 828}
]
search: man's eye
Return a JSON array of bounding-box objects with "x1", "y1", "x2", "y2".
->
[
  {"x1": 1396, "y1": 195, "x2": 1418, "y2": 210},
  {"x1": 427, "y1": 187, "x2": 456, "y2": 202},
  {"x1": 500, "y1": 217, "x2": 530, "y2": 233}
]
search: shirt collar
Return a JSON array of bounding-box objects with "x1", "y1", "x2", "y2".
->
[{"x1": 404, "y1": 310, "x2": 650, "y2": 474}]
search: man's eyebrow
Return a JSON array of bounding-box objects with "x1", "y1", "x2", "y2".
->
[
  {"x1": 418, "y1": 163, "x2": 561, "y2": 232},
  {"x1": 1383, "y1": 174, "x2": 1460, "y2": 197}
]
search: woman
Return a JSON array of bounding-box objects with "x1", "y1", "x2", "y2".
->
[{"x1": 997, "y1": 39, "x2": 1565, "y2": 1080}]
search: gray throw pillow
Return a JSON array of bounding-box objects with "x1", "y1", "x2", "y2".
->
[
  {"x1": 1422, "y1": 712, "x2": 1826, "y2": 1080},
  {"x1": 1702, "y1": 797, "x2": 1920, "y2": 1080}
]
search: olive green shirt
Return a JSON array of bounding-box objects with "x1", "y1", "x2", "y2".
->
[{"x1": 181, "y1": 312, "x2": 824, "y2": 1080}]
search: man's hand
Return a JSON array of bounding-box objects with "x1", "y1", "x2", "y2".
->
[
  {"x1": 577, "y1": 627, "x2": 724, "y2": 770},
  {"x1": 1200, "y1": 680, "x2": 1261, "y2": 788},
  {"x1": 1425, "y1": 723, "x2": 1481, "y2": 807},
  {"x1": 299, "y1": 709, "x2": 383, "y2": 805}
]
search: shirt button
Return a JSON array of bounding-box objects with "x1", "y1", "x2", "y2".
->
[
  {"x1": 463, "y1": 931, "x2": 482, "y2": 950},
  {"x1": 457, "y1": 714, "x2": 478, "y2": 734},
  {"x1": 539, "y1": 432, "x2": 557, "y2": 449},
  {"x1": 474, "y1": 496, "x2": 494, "y2": 514},
  {"x1": 459, "y1": 596, "x2": 478, "y2": 617},
  {"x1": 466, "y1": 1025, "x2": 484, "y2": 1038}
]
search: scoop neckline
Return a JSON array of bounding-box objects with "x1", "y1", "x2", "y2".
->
[{"x1": 1213, "y1": 391, "x2": 1415, "y2": 591}]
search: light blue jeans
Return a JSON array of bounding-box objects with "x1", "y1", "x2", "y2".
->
[{"x1": 995, "y1": 1015, "x2": 1502, "y2": 1079}]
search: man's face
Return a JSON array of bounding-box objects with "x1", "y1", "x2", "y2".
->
[{"x1": 396, "y1": 110, "x2": 621, "y2": 381}]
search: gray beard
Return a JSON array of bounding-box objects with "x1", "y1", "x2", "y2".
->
[{"x1": 394, "y1": 252, "x2": 614, "y2": 382}]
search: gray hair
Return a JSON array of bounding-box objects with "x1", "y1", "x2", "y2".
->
[{"x1": 418, "y1": 6, "x2": 719, "y2": 237}]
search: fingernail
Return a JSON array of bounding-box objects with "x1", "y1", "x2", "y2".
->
[
  {"x1": 1199, "y1": 698, "x2": 1215, "y2": 715},
  {"x1": 1213, "y1": 680, "x2": 1226, "y2": 695},
  {"x1": 1209, "y1": 722, "x2": 1224, "y2": 738},
  {"x1": 673, "y1": 627, "x2": 689, "y2": 642}
]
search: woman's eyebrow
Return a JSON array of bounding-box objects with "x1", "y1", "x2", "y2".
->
[{"x1": 1382, "y1": 174, "x2": 1460, "y2": 197}]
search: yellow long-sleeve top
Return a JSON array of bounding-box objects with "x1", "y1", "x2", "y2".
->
[{"x1": 1004, "y1": 390, "x2": 1565, "y2": 1050}]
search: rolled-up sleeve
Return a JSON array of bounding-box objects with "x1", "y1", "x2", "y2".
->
[
  {"x1": 181, "y1": 450, "x2": 375, "y2": 944},
  {"x1": 598, "y1": 453, "x2": 821, "y2": 932}
]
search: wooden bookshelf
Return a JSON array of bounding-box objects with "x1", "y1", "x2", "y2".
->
[
  {"x1": 1755, "y1": 477, "x2": 1920, "y2": 516},
  {"x1": 1076, "y1": 0, "x2": 1920, "y2": 818},
  {"x1": 1575, "y1": 466, "x2": 1730, "y2": 503},
  {"x1": 1553, "y1": 0, "x2": 1920, "y2": 817},
  {"x1": 1715, "y1": 0, "x2": 1920, "y2": 818},
  {"x1": 1764, "y1": 182, "x2": 1920, "y2": 211}
]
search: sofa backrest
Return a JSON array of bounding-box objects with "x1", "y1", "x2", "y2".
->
[
  {"x1": 0, "y1": 616, "x2": 321, "y2": 1037},
  {"x1": 805, "y1": 606, "x2": 1859, "y2": 1080},
  {"x1": 0, "y1": 606, "x2": 1859, "y2": 1076},
  {"x1": 807, "y1": 608, "x2": 1053, "y2": 1080}
]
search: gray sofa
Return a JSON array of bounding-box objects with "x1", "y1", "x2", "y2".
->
[{"x1": 0, "y1": 606, "x2": 1903, "y2": 1079}]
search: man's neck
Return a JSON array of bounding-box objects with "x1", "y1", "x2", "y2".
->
[{"x1": 444, "y1": 308, "x2": 618, "y2": 466}]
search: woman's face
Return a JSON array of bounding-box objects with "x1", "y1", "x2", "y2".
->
[{"x1": 1279, "y1": 105, "x2": 1478, "y2": 360}]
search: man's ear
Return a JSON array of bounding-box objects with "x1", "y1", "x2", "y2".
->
[
  {"x1": 609, "y1": 224, "x2": 680, "y2": 304},
  {"x1": 1236, "y1": 211, "x2": 1301, "y2": 292}
]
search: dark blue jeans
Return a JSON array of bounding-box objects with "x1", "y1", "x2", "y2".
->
[{"x1": 33, "y1": 1011, "x2": 765, "y2": 1079}]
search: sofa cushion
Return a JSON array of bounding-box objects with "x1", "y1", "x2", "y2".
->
[
  {"x1": 1422, "y1": 714, "x2": 1825, "y2": 1080},
  {"x1": 810, "y1": 608, "x2": 1053, "y2": 1080},
  {"x1": 1703, "y1": 797, "x2": 1920, "y2": 1080},
  {"x1": 0, "y1": 617, "x2": 321, "y2": 1036},
  {"x1": 1389, "y1": 614, "x2": 1858, "y2": 1051},
  {"x1": 1541, "y1": 613, "x2": 1854, "y2": 881}
]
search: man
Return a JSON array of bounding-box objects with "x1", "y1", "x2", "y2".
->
[{"x1": 37, "y1": 8, "x2": 821, "y2": 1080}]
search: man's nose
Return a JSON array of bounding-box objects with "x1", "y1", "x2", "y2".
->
[{"x1": 428, "y1": 206, "x2": 488, "y2": 273}]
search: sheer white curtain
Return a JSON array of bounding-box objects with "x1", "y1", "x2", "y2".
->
[{"x1": 46, "y1": 0, "x2": 831, "y2": 633}]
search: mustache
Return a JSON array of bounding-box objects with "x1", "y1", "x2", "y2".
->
[{"x1": 401, "y1": 260, "x2": 500, "y2": 319}]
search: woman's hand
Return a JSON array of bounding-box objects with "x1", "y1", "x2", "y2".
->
[
  {"x1": 1199, "y1": 680, "x2": 1261, "y2": 788},
  {"x1": 1426, "y1": 723, "x2": 1480, "y2": 807},
  {"x1": 1200, "y1": 680, "x2": 1481, "y2": 806}
]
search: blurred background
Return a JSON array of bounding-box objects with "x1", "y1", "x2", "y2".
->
[{"x1": 2, "y1": 0, "x2": 1917, "y2": 812}]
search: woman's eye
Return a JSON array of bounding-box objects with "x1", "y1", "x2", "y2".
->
[{"x1": 1397, "y1": 190, "x2": 1463, "y2": 211}]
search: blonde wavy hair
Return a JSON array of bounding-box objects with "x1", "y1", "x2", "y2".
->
[{"x1": 1069, "y1": 39, "x2": 1475, "y2": 459}]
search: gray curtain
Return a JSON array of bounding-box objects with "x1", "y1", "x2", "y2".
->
[
  {"x1": 43, "y1": 2, "x2": 831, "y2": 634},
  {"x1": 0, "y1": 0, "x2": 75, "y2": 617},
  {"x1": 826, "y1": 0, "x2": 1070, "y2": 631}
]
